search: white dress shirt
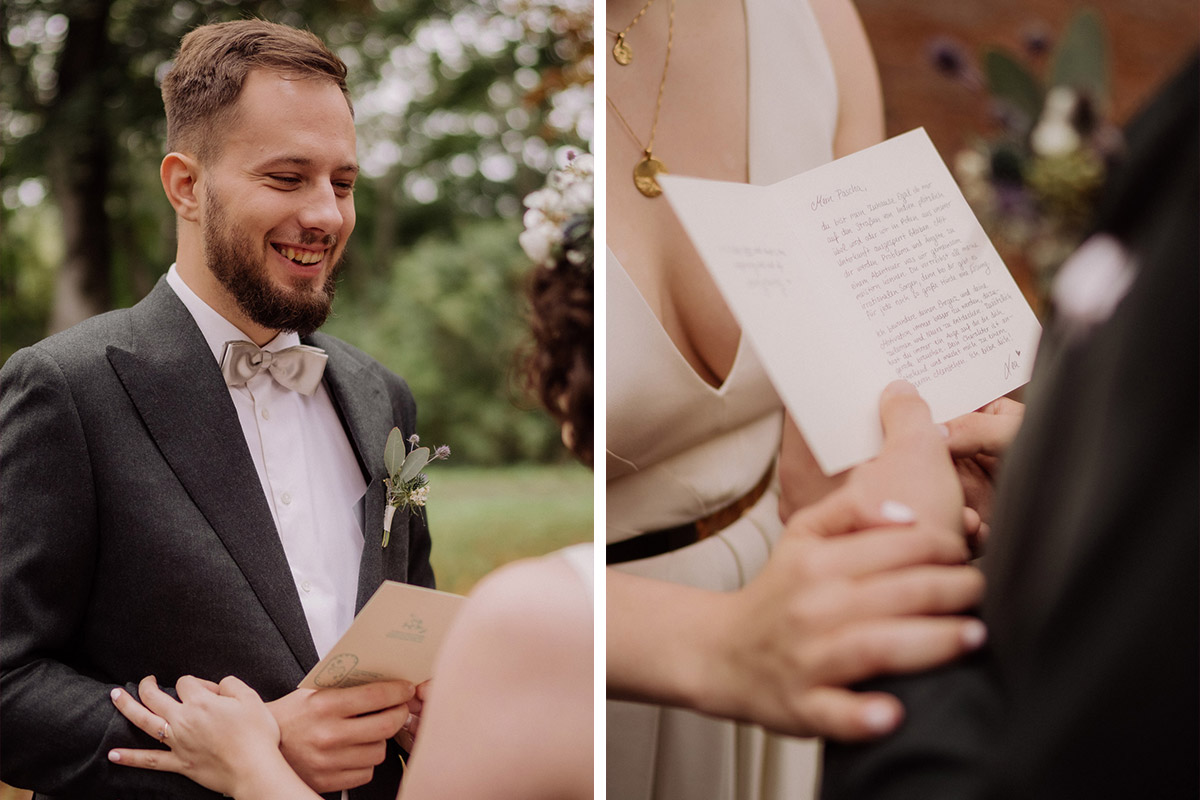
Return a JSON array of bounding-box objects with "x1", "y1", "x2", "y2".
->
[{"x1": 166, "y1": 265, "x2": 366, "y2": 660}]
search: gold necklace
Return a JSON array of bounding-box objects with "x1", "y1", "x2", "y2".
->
[
  {"x1": 607, "y1": 0, "x2": 675, "y2": 198},
  {"x1": 607, "y1": 0, "x2": 657, "y2": 65}
]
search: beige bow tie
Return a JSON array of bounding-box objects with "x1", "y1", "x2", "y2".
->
[{"x1": 219, "y1": 340, "x2": 328, "y2": 396}]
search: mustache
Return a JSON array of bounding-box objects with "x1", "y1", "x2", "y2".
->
[{"x1": 296, "y1": 230, "x2": 338, "y2": 249}]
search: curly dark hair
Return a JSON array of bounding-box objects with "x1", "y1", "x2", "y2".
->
[{"x1": 522, "y1": 219, "x2": 593, "y2": 465}]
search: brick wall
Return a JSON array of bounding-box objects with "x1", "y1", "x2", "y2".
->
[
  {"x1": 855, "y1": 0, "x2": 1196, "y2": 307},
  {"x1": 855, "y1": 0, "x2": 1199, "y2": 157}
]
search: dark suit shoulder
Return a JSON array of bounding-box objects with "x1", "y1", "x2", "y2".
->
[
  {"x1": 1, "y1": 308, "x2": 139, "y2": 394},
  {"x1": 12, "y1": 305, "x2": 134, "y2": 357},
  {"x1": 308, "y1": 332, "x2": 416, "y2": 410},
  {"x1": 307, "y1": 332, "x2": 402, "y2": 381},
  {"x1": 1, "y1": 280, "x2": 190, "y2": 386}
]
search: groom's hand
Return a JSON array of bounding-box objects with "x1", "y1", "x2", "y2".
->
[
  {"x1": 267, "y1": 680, "x2": 414, "y2": 792},
  {"x1": 699, "y1": 381, "x2": 981, "y2": 739},
  {"x1": 394, "y1": 679, "x2": 430, "y2": 752}
]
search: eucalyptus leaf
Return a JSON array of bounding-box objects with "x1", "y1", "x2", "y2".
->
[
  {"x1": 398, "y1": 447, "x2": 431, "y2": 483},
  {"x1": 984, "y1": 47, "x2": 1044, "y2": 134},
  {"x1": 1050, "y1": 9, "x2": 1109, "y2": 102},
  {"x1": 384, "y1": 427, "x2": 405, "y2": 477}
]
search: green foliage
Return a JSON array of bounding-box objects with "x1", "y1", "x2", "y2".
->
[
  {"x1": 977, "y1": 8, "x2": 1110, "y2": 141},
  {"x1": 1050, "y1": 9, "x2": 1109, "y2": 103},
  {"x1": 0, "y1": 202, "x2": 62, "y2": 362},
  {"x1": 324, "y1": 217, "x2": 565, "y2": 465},
  {"x1": 1, "y1": 0, "x2": 592, "y2": 464},
  {"x1": 983, "y1": 47, "x2": 1043, "y2": 134},
  {"x1": 384, "y1": 427, "x2": 408, "y2": 476}
]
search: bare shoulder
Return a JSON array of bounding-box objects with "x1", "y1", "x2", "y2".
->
[
  {"x1": 806, "y1": 0, "x2": 885, "y2": 155},
  {"x1": 400, "y1": 552, "x2": 592, "y2": 800},
  {"x1": 443, "y1": 554, "x2": 593, "y2": 685},
  {"x1": 805, "y1": 0, "x2": 872, "y2": 51}
]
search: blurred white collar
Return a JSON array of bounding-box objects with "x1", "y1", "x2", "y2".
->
[{"x1": 1050, "y1": 234, "x2": 1136, "y2": 334}]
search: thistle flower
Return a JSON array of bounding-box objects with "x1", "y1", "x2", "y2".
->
[
  {"x1": 928, "y1": 36, "x2": 968, "y2": 77},
  {"x1": 927, "y1": 36, "x2": 983, "y2": 90},
  {"x1": 1022, "y1": 24, "x2": 1053, "y2": 57}
]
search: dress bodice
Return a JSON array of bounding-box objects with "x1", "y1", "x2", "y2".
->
[
  {"x1": 606, "y1": 2, "x2": 844, "y2": 798},
  {"x1": 606, "y1": 0, "x2": 840, "y2": 543}
]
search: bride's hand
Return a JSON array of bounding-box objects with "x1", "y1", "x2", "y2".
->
[
  {"x1": 109, "y1": 674, "x2": 300, "y2": 798},
  {"x1": 675, "y1": 383, "x2": 984, "y2": 740}
]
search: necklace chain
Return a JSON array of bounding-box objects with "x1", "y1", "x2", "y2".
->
[
  {"x1": 606, "y1": 0, "x2": 675, "y2": 197},
  {"x1": 606, "y1": 96, "x2": 644, "y2": 149}
]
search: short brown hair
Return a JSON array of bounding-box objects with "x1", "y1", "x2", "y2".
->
[{"x1": 161, "y1": 19, "x2": 352, "y2": 161}]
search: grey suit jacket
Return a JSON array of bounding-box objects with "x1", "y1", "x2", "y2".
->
[{"x1": 0, "y1": 279, "x2": 433, "y2": 799}]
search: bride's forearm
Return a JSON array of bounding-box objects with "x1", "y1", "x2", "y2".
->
[
  {"x1": 606, "y1": 569, "x2": 733, "y2": 711},
  {"x1": 229, "y1": 750, "x2": 322, "y2": 800}
]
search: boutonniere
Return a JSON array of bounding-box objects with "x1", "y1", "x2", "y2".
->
[{"x1": 382, "y1": 428, "x2": 450, "y2": 547}]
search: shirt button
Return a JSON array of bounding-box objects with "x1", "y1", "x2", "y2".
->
[
  {"x1": 261, "y1": 407, "x2": 271, "y2": 420},
  {"x1": 301, "y1": 580, "x2": 313, "y2": 593},
  {"x1": 281, "y1": 491, "x2": 293, "y2": 505}
]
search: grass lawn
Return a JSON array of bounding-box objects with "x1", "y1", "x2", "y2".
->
[{"x1": 424, "y1": 462, "x2": 594, "y2": 596}]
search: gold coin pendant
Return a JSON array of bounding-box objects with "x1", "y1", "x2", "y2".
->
[
  {"x1": 613, "y1": 34, "x2": 633, "y2": 65},
  {"x1": 633, "y1": 156, "x2": 668, "y2": 198}
]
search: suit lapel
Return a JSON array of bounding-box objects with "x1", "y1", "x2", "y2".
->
[
  {"x1": 106, "y1": 281, "x2": 319, "y2": 672},
  {"x1": 309, "y1": 335, "x2": 398, "y2": 612}
]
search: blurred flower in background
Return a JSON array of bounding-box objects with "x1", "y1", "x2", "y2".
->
[
  {"x1": 930, "y1": 8, "x2": 1122, "y2": 307},
  {"x1": 519, "y1": 150, "x2": 593, "y2": 271}
]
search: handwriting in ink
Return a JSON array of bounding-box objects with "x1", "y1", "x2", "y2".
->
[{"x1": 1002, "y1": 351, "x2": 1021, "y2": 380}]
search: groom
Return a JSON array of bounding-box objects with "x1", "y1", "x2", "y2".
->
[
  {"x1": 0, "y1": 20, "x2": 431, "y2": 800},
  {"x1": 820, "y1": 54, "x2": 1198, "y2": 799}
]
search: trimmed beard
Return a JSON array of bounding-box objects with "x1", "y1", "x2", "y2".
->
[{"x1": 202, "y1": 184, "x2": 342, "y2": 336}]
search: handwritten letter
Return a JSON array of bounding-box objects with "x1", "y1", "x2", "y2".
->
[{"x1": 660, "y1": 129, "x2": 1042, "y2": 473}]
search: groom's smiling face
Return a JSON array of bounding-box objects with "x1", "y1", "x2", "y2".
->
[{"x1": 197, "y1": 68, "x2": 359, "y2": 336}]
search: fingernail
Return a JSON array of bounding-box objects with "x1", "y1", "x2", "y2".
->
[
  {"x1": 862, "y1": 701, "x2": 899, "y2": 733},
  {"x1": 879, "y1": 500, "x2": 916, "y2": 524},
  {"x1": 884, "y1": 380, "x2": 918, "y2": 397},
  {"x1": 937, "y1": 424, "x2": 950, "y2": 439},
  {"x1": 110, "y1": 688, "x2": 121, "y2": 702},
  {"x1": 108, "y1": 750, "x2": 121, "y2": 763},
  {"x1": 962, "y1": 619, "x2": 987, "y2": 649}
]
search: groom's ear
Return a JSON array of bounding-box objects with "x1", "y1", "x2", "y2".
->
[{"x1": 161, "y1": 152, "x2": 203, "y2": 222}]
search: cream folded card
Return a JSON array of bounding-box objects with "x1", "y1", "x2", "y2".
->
[
  {"x1": 659, "y1": 128, "x2": 1042, "y2": 474},
  {"x1": 300, "y1": 581, "x2": 466, "y2": 689}
]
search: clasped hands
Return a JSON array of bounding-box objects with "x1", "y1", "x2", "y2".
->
[
  {"x1": 109, "y1": 674, "x2": 426, "y2": 796},
  {"x1": 669, "y1": 381, "x2": 1021, "y2": 740}
]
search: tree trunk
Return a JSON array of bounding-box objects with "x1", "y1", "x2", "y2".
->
[
  {"x1": 366, "y1": 164, "x2": 402, "y2": 291},
  {"x1": 46, "y1": 0, "x2": 113, "y2": 334}
]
